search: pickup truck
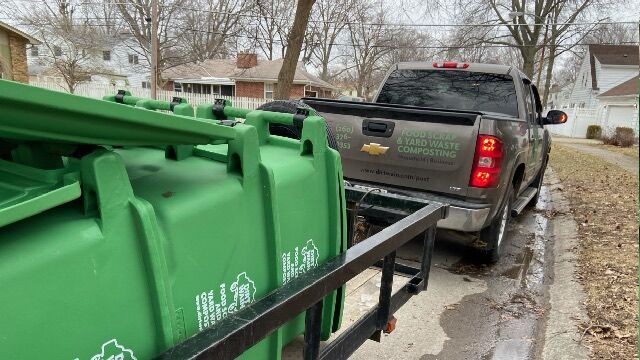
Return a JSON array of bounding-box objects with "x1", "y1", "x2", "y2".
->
[{"x1": 298, "y1": 61, "x2": 568, "y2": 261}]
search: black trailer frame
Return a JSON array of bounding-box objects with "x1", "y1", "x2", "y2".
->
[{"x1": 156, "y1": 186, "x2": 448, "y2": 360}]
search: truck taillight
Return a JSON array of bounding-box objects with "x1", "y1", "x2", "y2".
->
[
  {"x1": 432, "y1": 61, "x2": 469, "y2": 69},
  {"x1": 469, "y1": 135, "x2": 503, "y2": 188}
]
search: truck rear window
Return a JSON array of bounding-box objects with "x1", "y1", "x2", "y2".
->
[{"x1": 376, "y1": 69, "x2": 519, "y2": 117}]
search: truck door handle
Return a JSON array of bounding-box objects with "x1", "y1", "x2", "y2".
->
[{"x1": 362, "y1": 119, "x2": 395, "y2": 138}]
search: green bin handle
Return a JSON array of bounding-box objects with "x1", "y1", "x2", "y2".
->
[
  {"x1": 196, "y1": 99, "x2": 329, "y2": 152},
  {"x1": 104, "y1": 91, "x2": 194, "y2": 116}
]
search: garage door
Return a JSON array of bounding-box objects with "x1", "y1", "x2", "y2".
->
[{"x1": 604, "y1": 105, "x2": 636, "y2": 135}]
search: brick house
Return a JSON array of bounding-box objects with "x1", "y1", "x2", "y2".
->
[
  {"x1": 162, "y1": 53, "x2": 336, "y2": 99},
  {"x1": 0, "y1": 21, "x2": 39, "y2": 83}
]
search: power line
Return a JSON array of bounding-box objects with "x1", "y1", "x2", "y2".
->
[
  {"x1": 6, "y1": 0, "x2": 638, "y2": 29},
  {"x1": 17, "y1": 19, "x2": 638, "y2": 50}
]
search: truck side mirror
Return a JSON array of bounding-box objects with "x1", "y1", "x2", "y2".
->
[{"x1": 543, "y1": 110, "x2": 568, "y2": 125}]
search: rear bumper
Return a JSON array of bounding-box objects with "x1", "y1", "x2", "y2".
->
[
  {"x1": 347, "y1": 180, "x2": 492, "y2": 232},
  {"x1": 438, "y1": 205, "x2": 490, "y2": 231}
]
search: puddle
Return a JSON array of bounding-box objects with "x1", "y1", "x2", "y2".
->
[{"x1": 500, "y1": 210, "x2": 550, "y2": 294}]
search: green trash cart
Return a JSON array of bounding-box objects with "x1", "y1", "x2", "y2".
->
[{"x1": 0, "y1": 80, "x2": 346, "y2": 360}]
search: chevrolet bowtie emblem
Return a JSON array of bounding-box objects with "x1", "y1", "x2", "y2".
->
[{"x1": 361, "y1": 143, "x2": 389, "y2": 155}]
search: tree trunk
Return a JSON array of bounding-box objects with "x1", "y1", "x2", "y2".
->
[
  {"x1": 542, "y1": 45, "x2": 557, "y2": 108},
  {"x1": 274, "y1": 0, "x2": 315, "y2": 100},
  {"x1": 521, "y1": 46, "x2": 537, "y2": 79},
  {"x1": 320, "y1": 62, "x2": 329, "y2": 81}
]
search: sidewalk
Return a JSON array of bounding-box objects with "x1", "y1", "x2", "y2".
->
[
  {"x1": 554, "y1": 142, "x2": 638, "y2": 174},
  {"x1": 551, "y1": 135, "x2": 602, "y2": 145}
]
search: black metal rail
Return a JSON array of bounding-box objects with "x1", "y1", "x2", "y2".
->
[{"x1": 156, "y1": 187, "x2": 447, "y2": 360}]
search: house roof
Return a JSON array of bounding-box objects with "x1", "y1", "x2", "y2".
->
[
  {"x1": 598, "y1": 76, "x2": 638, "y2": 97},
  {"x1": 588, "y1": 44, "x2": 639, "y2": 90},
  {"x1": 0, "y1": 21, "x2": 40, "y2": 45},
  {"x1": 163, "y1": 58, "x2": 336, "y2": 90}
]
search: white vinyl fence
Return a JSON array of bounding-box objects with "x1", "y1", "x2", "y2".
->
[
  {"x1": 29, "y1": 81, "x2": 268, "y2": 110},
  {"x1": 546, "y1": 107, "x2": 599, "y2": 138}
]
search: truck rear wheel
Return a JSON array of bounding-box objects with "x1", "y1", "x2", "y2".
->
[
  {"x1": 479, "y1": 185, "x2": 514, "y2": 263},
  {"x1": 257, "y1": 100, "x2": 338, "y2": 150}
]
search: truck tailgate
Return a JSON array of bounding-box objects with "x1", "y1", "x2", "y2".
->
[{"x1": 304, "y1": 99, "x2": 480, "y2": 197}]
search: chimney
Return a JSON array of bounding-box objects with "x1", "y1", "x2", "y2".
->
[{"x1": 237, "y1": 53, "x2": 258, "y2": 69}]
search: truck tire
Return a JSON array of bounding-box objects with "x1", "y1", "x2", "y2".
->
[
  {"x1": 528, "y1": 157, "x2": 547, "y2": 207},
  {"x1": 257, "y1": 100, "x2": 338, "y2": 150},
  {"x1": 479, "y1": 185, "x2": 514, "y2": 263}
]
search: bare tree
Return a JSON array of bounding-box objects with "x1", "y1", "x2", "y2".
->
[
  {"x1": 274, "y1": 0, "x2": 315, "y2": 99},
  {"x1": 11, "y1": 0, "x2": 114, "y2": 93},
  {"x1": 115, "y1": 0, "x2": 189, "y2": 76},
  {"x1": 250, "y1": 0, "x2": 294, "y2": 60},
  {"x1": 178, "y1": 0, "x2": 252, "y2": 61},
  {"x1": 345, "y1": 3, "x2": 397, "y2": 98},
  {"x1": 538, "y1": 2, "x2": 628, "y2": 106},
  {"x1": 452, "y1": 0, "x2": 603, "y2": 78},
  {"x1": 384, "y1": 29, "x2": 436, "y2": 67},
  {"x1": 308, "y1": 0, "x2": 356, "y2": 80}
]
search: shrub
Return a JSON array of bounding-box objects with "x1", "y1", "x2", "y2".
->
[
  {"x1": 614, "y1": 127, "x2": 636, "y2": 147},
  {"x1": 586, "y1": 125, "x2": 602, "y2": 139},
  {"x1": 601, "y1": 134, "x2": 617, "y2": 145}
]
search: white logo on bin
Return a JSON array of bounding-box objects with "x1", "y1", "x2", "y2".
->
[
  {"x1": 194, "y1": 272, "x2": 257, "y2": 331},
  {"x1": 89, "y1": 339, "x2": 136, "y2": 360},
  {"x1": 228, "y1": 272, "x2": 257, "y2": 314},
  {"x1": 282, "y1": 239, "x2": 319, "y2": 285}
]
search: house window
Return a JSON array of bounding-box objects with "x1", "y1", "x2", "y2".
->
[
  {"x1": 103, "y1": 51, "x2": 111, "y2": 61},
  {"x1": 305, "y1": 90, "x2": 318, "y2": 98},
  {"x1": 141, "y1": 81, "x2": 151, "y2": 89},
  {"x1": 128, "y1": 54, "x2": 139, "y2": 65},
  {"x1": 264, "y1": 83, "x2": 274, "y2": 99},
  {"x1": 30, "y1": 46, "x2": 38, "y2": 56},
  {"x1": 53, "y1": 46, "x2": 62, "y2": 56},
  {"x1": 174, "y1": 82, "x2": 182, "y2": 92}
]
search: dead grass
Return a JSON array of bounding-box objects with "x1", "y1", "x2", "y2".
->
[
  {"x1": 588, "y1": 144, "x2": 639, "y2": 158},
  {"x1": 549, "y1": 144, "x2": 638, "y2": 359}
]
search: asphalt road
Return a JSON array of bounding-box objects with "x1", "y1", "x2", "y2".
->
[{"x1": 283, "y1": 169, "x2": 587, "y2": 359}]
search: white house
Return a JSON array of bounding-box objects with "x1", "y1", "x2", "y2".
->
[
  {"x1": 546, "y1": 83, "x2": 571, "y2": 109},
  {"x1": 27, "y1": 34, "x2": 150, "y2": 88},
  {"x1": 551, "y1": 44, "x2": 638, "y2": 138},
  {"x1": 597, "y1": 76, "x2": 639, "y2": 136},
  {"x1": 567, "y1": 44, "x2": 638, "y2": 109}
]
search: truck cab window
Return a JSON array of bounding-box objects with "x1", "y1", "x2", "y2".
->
[{"x1": 376, "y1": 69, "x2": 518, "y2": 117}]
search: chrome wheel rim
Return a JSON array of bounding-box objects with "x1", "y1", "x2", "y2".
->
[{"x1": 497, "y1": 201, "x2": 509, "y2": 247}]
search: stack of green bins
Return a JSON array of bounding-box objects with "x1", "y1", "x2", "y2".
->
[{"x1": 0, "y1": 80, "x2": 346, "y2": 360}]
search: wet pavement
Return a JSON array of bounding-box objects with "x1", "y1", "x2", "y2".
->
[{"x1": 282, "y1": 169, "x2": 585, "y2": 359}]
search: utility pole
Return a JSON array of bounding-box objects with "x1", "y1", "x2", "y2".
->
[{"x1": 150, "y1": 0, "x2": 159, "y2": 99}]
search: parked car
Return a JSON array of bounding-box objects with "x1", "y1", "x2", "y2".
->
[{"x1": 302, "y1": 61, "x2": 568, "y2": 261}]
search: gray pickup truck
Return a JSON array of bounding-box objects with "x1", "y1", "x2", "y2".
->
[{"x1": 300, "y1": 61, "x2": 568, "y2": 261}]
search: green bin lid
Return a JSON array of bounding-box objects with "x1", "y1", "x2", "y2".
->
[{"x1": 0, "y1": 80, "x2": 236, "y2": 146}]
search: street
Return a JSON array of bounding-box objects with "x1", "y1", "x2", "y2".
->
[{"x1": 283, "y1": 169, "x2": 588, "y2": 359}]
